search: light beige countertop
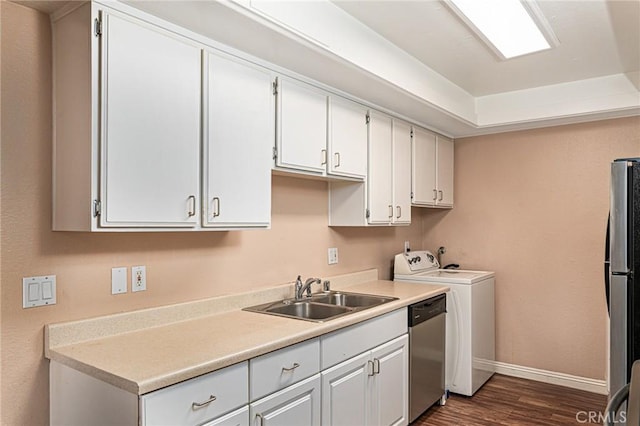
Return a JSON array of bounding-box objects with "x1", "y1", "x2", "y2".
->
[{"x1": 45, "y1": 270, "x2": 448, "y2": 395}]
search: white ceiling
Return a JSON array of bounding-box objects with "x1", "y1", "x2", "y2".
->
[
  {"x1": 333, "y1": 0, "x2": 640, "y2": 97},
  {"x1": 17, "y1": 0, "x2": 640, "y2": 137}
]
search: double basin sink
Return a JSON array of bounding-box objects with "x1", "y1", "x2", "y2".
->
[{"x1": 244, "y1": 291, "x2": 398, "y2": 322}]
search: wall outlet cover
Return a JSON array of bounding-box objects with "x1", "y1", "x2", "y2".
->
[
  {"x1": 132, "y1": 265, "x2": 146, "y2": 292},
  {"x1": 111, "y1": 267, "x2": 127, "y2": 295}
]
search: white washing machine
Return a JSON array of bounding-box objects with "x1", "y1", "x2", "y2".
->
[{"x1": 394, "y1": 250, "x2": 495, "y2": 396}]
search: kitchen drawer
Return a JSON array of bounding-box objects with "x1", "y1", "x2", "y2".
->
[
  {"x1": 250, "y1": 338, "x2": 320, "y2": 401},
  {"x1": 321, "y1": 308, "x2": 407, "y2": 369},
  {"x1": 203, "y1": 405, "x2": 249, "y2": 426},
  {"x1": 140, "y1": 361, "x2": 248, "y2": 426}
]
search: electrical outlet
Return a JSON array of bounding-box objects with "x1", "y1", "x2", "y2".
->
[
  {"x1": 328, "y1": 247, "x2": 338, "y2": 265},
  {"x1": 404, "y1": 241, "x2": 411, "y2": 253},
  {"x1": 132, "y1": 266, "x2": 146, "y2": 292}
]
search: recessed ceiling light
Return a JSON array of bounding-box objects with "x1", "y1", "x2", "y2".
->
[{"x1": 446, "y1": 0, "x2": 559, "y2": 60}]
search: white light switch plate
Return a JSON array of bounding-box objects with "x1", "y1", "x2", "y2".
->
[
  {"x1": 23, "y1": 275, "x2": 56, "y2": 308},
  {"x1": 111, "y1": 267, "x2": 127, "y2": 295}
]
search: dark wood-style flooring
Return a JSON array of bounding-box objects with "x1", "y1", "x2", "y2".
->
[{"x1": 413, "y1": 374, "x2": 608, "y2": 425}]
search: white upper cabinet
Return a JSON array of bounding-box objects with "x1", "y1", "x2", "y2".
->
[
  {"x1": 100, "y1": 11, "x2": 201, "y2": 227},
  {"x1": 411, "y1": 127, "x2": 454, "y2": 208},
  {"x1": 328, "y1": 96, "x2": 368, "y2": 179},
  {"x1": 275, "y1": 77, "x2": 328, "y2": 175},
  {"x1": 203, "y1": 51, "x2": 273, "y2": 228},
  {"x1": 367, "y1": 112, "x2": 394, "y2": 224},
  {"x1": 274, "y1": 77, "x2": 368, "y2": 180},
  {"x1": 328, "y1": 112, "x2": 411, "y2": 226},
  {"x1": 392, "y1": 120, "x2": 412, "y2": 224}
]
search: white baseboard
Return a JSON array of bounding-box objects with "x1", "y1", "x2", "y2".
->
[{"x1": 488, "y1": 360, "x2": 608, "y2": 395}]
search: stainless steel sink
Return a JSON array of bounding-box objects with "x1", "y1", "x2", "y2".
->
[
  {"x1": 243, "y1": 291, "x2": 398, "y2": 322},
  {"x1": 310, "y1": 291, "x2": 395, "y2": 308}
]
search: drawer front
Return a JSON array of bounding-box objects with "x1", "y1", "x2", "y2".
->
[
  {"x1": 141, "y1": 361, "x2": 248, "y2": 426},
  {"x1": 250, "y1": 338, "x2": 320, "y2": 401},
  {"x1": 321, "y1": 308, "x2": 407, "y2": 369}
]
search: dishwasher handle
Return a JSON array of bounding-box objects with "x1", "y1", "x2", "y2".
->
[{"x1": 408, "y1": 294, "x2": 446, "y2": 327}]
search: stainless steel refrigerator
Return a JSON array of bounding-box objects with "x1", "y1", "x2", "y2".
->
[{"x1": 608, "y1": 158, "x2": 640, "y2": 399}]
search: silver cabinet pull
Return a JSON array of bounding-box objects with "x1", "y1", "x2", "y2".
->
[
  {"x1": 256, "y1": 413, "x2": 265, "y2": 426},
  {"x1": 321, "y1": 149, "x2": 327, "y2": 165},
  {"x1": 191, "y1": 394, "x2": 216, "y2": 410},
  {"x1": 281, "y1": 362, "x2": 300, "y2": 373},
  {"x1": 367, "y1": 360, "x2": 375, "y2": 376},
  {"x1": 373, "y1": 358, "x2": 380, "y2": 374},
  {"x1": 438, "y1": 190, "x2": 444, "y2": 201},
  {"x1": 396, "y1": 205, "x2": 401, "y2": 219},
  {"x1": 187, "y1": 195, "x2": 196, "y2": 217},
  {"x1": 432, "y1": 189, "x2": 437, "y2": 201},
  {"x1": 212, "y1": 197, "x2": 220, "y2": 218},
  {"x1": 388, "y1": 205, "x2": 393, "y2": 218},
  {"x1": 335, "y1": 152, "x2": 341, "y2": 167}
]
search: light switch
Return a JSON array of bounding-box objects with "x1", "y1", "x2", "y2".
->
[
  {"x1": 42, "y1": 281, "x2": 53, "y2": 300},
  {"x1": 22, "y1": 275, "x2": 56, "y2": 308}
]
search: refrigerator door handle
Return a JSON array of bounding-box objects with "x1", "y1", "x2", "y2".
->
[{"x1": 610, "y1": 161, "x2": 629, "y2": 273}]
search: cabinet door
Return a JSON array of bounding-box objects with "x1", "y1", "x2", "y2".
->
[
  {"x1": 203, "y1": 406, "x2": 249, "y2": 426},
  {"x1": 203, "y1": 52, "x2": 273, "y2": 228},
  {"x1": 367, "y1": 112, "x2": 393, "y2": 224},
  {"x1": 392, "y1": 120, "x2": 412, "y2": 224},
  {"x1": 371, "y1": 335, "x2": 409, "y2": 426},
  {"x1": 411, "y1": 127, "x2": 437, "y2": 206},
  {"x1": 328, "y1": 97, "x2": 368, "y2": 179},
  {"x1": 250, "y1": 375, "x2": 320, "y2": 426},
  {"x1": 436, "y1": 136, "x2": 454, "y2": 207},
  {"x1": 321, "y1": 351, "x2": 371, "y2": 426},
  {"x1": 276, "y1": 78, "x2": 327, "y2": 174},
  {"x1": 100, "y1": 12, "x2": 201, "y2": 227}
]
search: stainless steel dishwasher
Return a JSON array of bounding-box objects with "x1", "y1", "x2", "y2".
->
[{"x1": 408, "y1": 293, "x2": 446, "y2": 423}]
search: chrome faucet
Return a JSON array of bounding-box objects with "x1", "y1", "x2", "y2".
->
[{"x1": 295, "y1": 276, "x2": 321, "y2": 300}]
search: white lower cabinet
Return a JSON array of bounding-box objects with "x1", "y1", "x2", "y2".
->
[
  {"x1": 250, "y1": 374, "x2": 321, "y2": 426},
  {"x1": 50, "y1": 310, "x2": 409, "y2": 426},
  {"x1": 321, "y1": 335, "x2": 409, "y2": 426}
]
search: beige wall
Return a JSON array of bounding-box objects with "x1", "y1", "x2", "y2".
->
[
  {"x1": 0, "y1": 3, "x2": 424, "y2": 424},
  {"x1": 422, "y1": 117, "x2": 640, "y2": 380}
]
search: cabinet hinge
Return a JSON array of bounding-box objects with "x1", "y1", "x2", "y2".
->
[
  {"x1": 94, "y1": 17, "x2": 102, "y2": 37},
  {"x1": 272, "y1": 77, "x2": 278, "y2": 95},
  {"x1": 410, "y1": 129, "x2": 414, "y2": 138},
  {"x1": 365, "y1": 209, "x2": 370, "y2": 219},
  {"x1": 365, "y1": 113, "x2": 370, "y2": 125},
  {"x1": 272, "y1": 147, "x2": 278, "y2": 160},
  {"x1": 93, "y1": 200, "x2": 102, "y2": 217}
]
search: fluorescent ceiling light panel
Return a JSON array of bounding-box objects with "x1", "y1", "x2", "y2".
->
[{"x1": 447, "y1": 0, "x2": 555, "y2": 59}]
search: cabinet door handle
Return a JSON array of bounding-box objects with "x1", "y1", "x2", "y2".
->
[
  {"x1": 388, "y1": 205, "x2": 393, "y2": 218},
  {"x1": 396, "y1": 206, "x2": 401, "y2": 219},
  {"x1": 187, "y1": 195, "x2": 196, "y2": 217},
  {"x1": 321, "y1": 149, "x2": 327, "y2": 165},
  {"x1": 212, "y1": 197, "x2": 220, "y2": 218},
  {"x1": 256, "y1": 413, "x2": 265, "y2": 426},
  {"x1": 432, "y1": 189, "x2": 438, "y2": 201},
  {"x1": 438, "y1": 190, "x2": 443, "y2": 201},
  {"x1": 281, "y1": 362, "x2": 300, "y2": 373},
  {"x1": 367, "y1": 360, "x2": 375, "y2": 376},
  {"x1": 335, "y1": 152, "x2": 340, "y2": 167},
  {"x1": 191, "y1": 394, "x2": 216, "y2": 410},
  {"x1": 373, "y1": 358, "x2": 380, "y2": 375}
]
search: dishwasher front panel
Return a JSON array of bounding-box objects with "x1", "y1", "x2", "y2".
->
[{"x1": 408, "y1": 311, "x2": 446, "y2": 423}]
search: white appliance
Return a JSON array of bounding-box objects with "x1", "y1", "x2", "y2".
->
[{"x1": 394, "y1": 250, "x2": 495, "y2": 396}]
